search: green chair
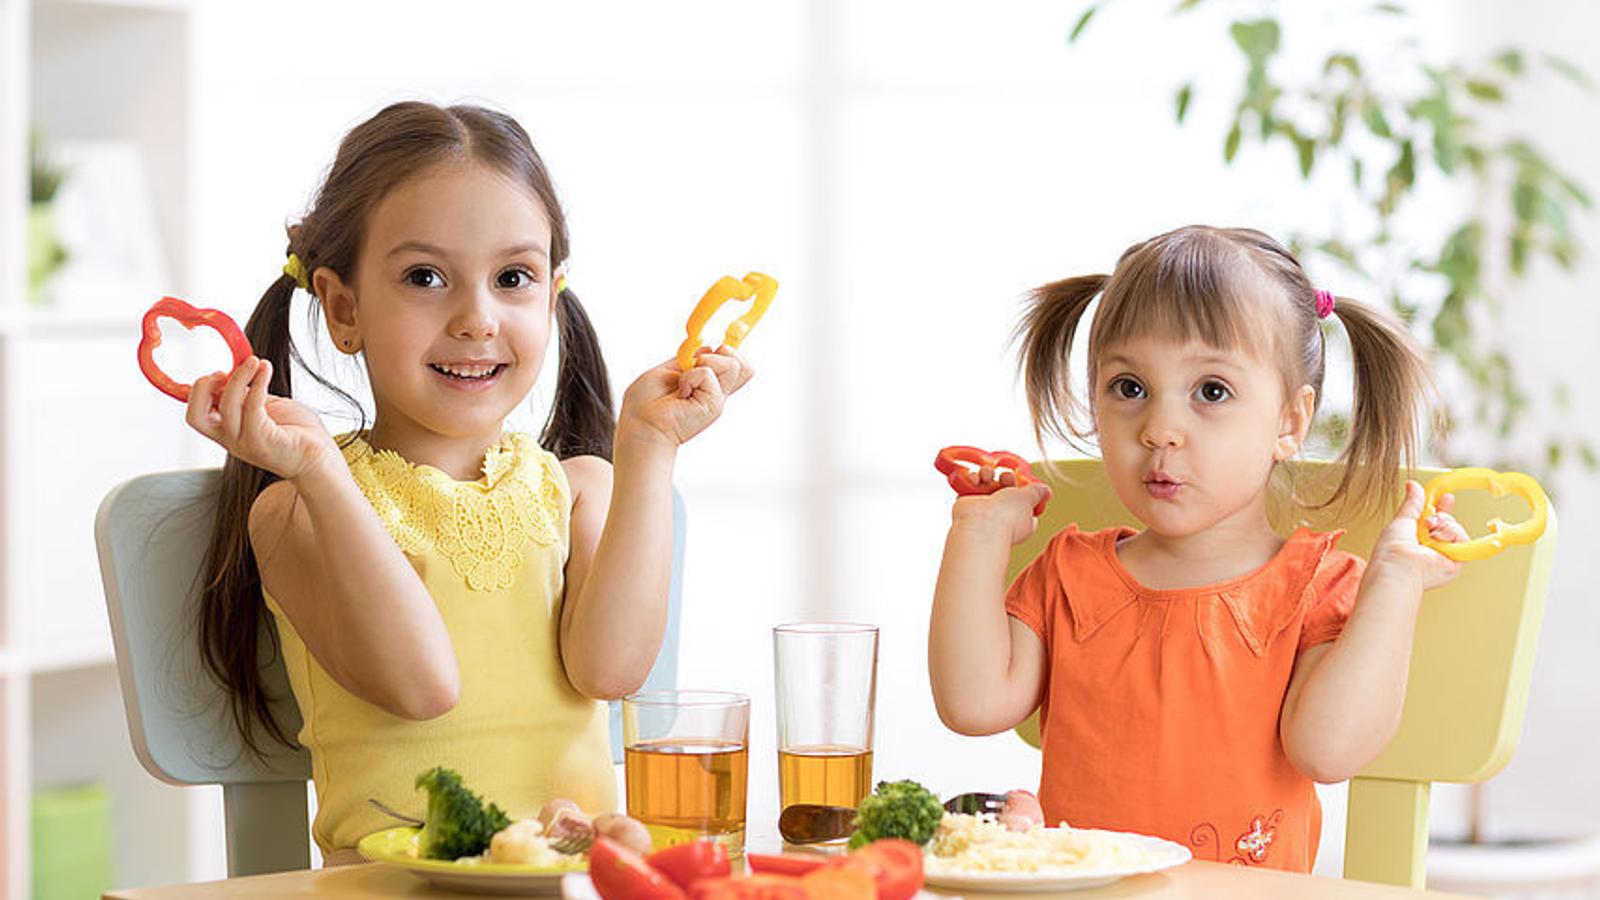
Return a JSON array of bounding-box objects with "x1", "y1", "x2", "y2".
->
[
  {"x1": 95, "y1": 468, "x2": 686, "y2": 877},
  {"x1": 1008, "y1": 459, "x2": 1556, "y2": 889}
]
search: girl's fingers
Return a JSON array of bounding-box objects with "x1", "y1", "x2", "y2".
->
[
  {"x1": 238, "y1": 359, "x2": 273, "y2": 444},
  {"x1": 1435, "y1": 492, "x2": 1456, "y2": 515},
  {"x1": 184, "y1": 372, "x2": 228, "y2": 442},
  {"x1": 702, "y1": 346, "x2": 755, "y2": 393},
  {"x1": 1393, "y1": 480, "x2": 1425, "y2": 523},
  {"x1": 217, "y1": 359, "x2": 260, "y2": 443}
]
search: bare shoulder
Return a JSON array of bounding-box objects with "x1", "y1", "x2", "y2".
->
[{"x1": 559, "y1": 454, "x2": 614, "y2": 503}]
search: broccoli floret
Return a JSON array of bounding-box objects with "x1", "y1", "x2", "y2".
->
[
  {"x1": 414, "y1": 767, "x2": 512, "y2": 860},
  {"x1": 848, "y1": 779, "x2": 944, "y2": 849}
]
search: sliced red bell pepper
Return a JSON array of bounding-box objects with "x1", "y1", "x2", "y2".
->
[
  {"x1": 646, "y1": 840, "x2": 731, "y2": 891},
  {"x1": 590, "y1": 836, "x2": 687, "y2": 900},
  {"x1": 837, "y1": 839, "x2": 924, "y2": 900},
  {"x1": 934, "y1": 445, "x2": 1047, "y2": 516},
  {"x1": 137, "y1": 296, "x2": 253, "y2": 403},
  {"x1": 746, "y1": 854, "x2": 829, "y2": 878},
  {"x1": 688, "y1": 874, "x2": 807, "y2": 900}
]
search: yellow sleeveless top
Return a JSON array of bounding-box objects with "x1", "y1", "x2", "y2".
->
[{"x1": 264, "y1": 431, "x2": 616, "y2": 854}]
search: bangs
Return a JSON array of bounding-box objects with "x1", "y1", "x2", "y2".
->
[{"x1": 1088, "y1": 230, "x2": 1283, "y2": 363}]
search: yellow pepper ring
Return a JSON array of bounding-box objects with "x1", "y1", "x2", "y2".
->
[
  {"x1": 677, "y1": 272, "x2": 778, "y2": 371},
  {"x1": 1419, "y1": 467, "x2": 1549, "y2": 562}
]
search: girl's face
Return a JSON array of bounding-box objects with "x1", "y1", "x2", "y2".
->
[
  {"x1": 1093, "y1": 334, "x2": 1313, "y2": 539},
  {"x1": 323, "y1": 161, "x2": 557, "y2": 447}
]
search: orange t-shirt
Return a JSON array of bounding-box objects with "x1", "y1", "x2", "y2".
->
[{"x1": 1004, "y1": 525, "x2": 1364, "y2": 873}]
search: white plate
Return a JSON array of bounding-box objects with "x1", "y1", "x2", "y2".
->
[
  {"x1": 921, "y1": 830, "x2": 1192, "y2": 893},
  {"x1": 358, "y1": 826, "x2": 584, "y2": 896}
]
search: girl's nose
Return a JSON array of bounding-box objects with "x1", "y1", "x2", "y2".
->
[
  {"x1": 1140, "y1": 408, "x2": 1185, "y2": 450},
  {"x1": 449, "y1": 289, "x2": 499, "y2": 340}
]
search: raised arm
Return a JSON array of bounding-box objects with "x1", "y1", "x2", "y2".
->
[
  {"x1": 558, "y1": 349, "x2": 752, "y2": 700},
  {"x1": 189, "y1": 358, "x2": 459, "y2": 720},
  {"x1": 928, "y1": 475, "x2": 1053, "y2": 735}
]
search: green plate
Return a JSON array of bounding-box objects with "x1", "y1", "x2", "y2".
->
[{"x1": 357, "y1": 826, "x2": 586, "y2": 896}]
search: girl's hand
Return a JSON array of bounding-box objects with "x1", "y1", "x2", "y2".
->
[
  {"x1": 185, "y1": 357, "x2": 341, "y2": 481},
  {"x1": 1369, "y1": 480, "x2": 1467, "y2": 592},
  {"x1": 617, "y1": 346, "x2": 754, "y2": 449},
  {"x1": 949, "y1": 467, "x2": 1053, "y2": 546}
]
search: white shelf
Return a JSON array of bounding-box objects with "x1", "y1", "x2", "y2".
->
[{"x1": 1, "y1": 0, "x2": 204, "y2": 895}]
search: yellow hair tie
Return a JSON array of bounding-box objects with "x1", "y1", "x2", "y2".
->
[
  {"x1": 282, "y1": 253, "x2": 309, "y2": 291},
  {"x1": 555, "y1": 274, "x2": 568, "y2": 295}
]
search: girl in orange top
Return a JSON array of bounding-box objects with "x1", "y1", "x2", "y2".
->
[{"x1": 928, "y1": 226, "x2": 1468, "y2": 872}]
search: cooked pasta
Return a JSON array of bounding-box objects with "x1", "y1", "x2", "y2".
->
[{"x1": 925, "y1": 813, "x2": 1163, "y2": 874}]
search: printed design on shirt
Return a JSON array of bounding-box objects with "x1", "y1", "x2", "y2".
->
[{"x1": 1189, "y1": 809, "x2": 1284, "y2": 866}]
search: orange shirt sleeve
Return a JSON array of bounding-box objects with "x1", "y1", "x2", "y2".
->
[{"x1": 1297, "y1": 548, "x2": 1366, "y2": 650}]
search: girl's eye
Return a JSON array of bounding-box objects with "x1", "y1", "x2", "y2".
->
[
  {"x1": 1197, "y1": 380, "x2": 1232, "y2": 403},
  {"x1": 496, "y1": 267, "x2": 537, "y2": 290},
  {"x1": 1109, "y1": 377, "x2": 1145, "y2": 400},
  {"x1": 405, "y1": 267, "x2": 444, "y2": 289}
]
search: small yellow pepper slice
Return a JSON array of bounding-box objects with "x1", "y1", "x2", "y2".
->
[
  {"x1": 1419, "y1": 467, "x2": 1549, "y2": 562},
  {"x1": 677, "y1": 272, "x2": 778, "y2": 371}
]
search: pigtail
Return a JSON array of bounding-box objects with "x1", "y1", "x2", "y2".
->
[
  {"x1": 1320, "y1": 295, "x2": 1439, "y2": 518},
  {"x1": 196, "y1": 274, "x2": 301, "y2": 756},
  {"x1": 540, "y1": 286, "x2": 617, "y2": 462},
  {"x1": 1017, "y1": 275, "x2": 1109, "y2": 451}
]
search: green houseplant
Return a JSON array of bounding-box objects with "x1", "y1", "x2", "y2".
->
[
  {"x1": 1070, "y1": 1, "x2": 1594, "y2": 482},
  {"x1": 28, "y1": 130, "x2": 68, "y2": 305}
]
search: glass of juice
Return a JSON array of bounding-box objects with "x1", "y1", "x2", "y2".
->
[
  {"x1": 773, "y1": 623, "x2": 878, "y2": 836},
  {"x1": 622, "y1": 690, "x2": 750, "y2": 856}
]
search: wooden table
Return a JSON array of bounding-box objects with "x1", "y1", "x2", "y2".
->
[{"x1": 105, "y1": 861, "x2": 1480, "y2": 898}]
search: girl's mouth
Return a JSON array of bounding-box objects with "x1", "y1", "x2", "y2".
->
[
  {"x1": 429, "y1": 362, "x2": 507, "y2": 382},
  {"x1": 1144, "y1": 476, "x2": 1182, "y2": 500}
]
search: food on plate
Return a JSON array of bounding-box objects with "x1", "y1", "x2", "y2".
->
[
  {"x1": 847, "y1": 779, "x2": 944, "y2": 849},
  {"x1": 997, "y1": 789, "x2": 1044, "y2": 832},
  {"x1": 414, "y1": 767, "x2": 512, "y2": 860},
  {"x1": 596, "y1": 811, "x2": 655, "y2": 856},
  {"x1": 486, "y1": 818, "x2": 582, "y2": 866},
  {"x1": 926, "y1": 812, "x2": 1163, "y2": 874}
]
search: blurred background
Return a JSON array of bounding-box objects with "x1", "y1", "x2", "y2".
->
[{"x1": 2, "y1": 0, "x2": 1597, "y2": 896}]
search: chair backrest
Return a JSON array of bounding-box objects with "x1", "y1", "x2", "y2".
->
[
  {"x1": 95, "y1": 469, "x2": 687, "y2": 876},
  {"x1": 1006, "y1": 458, "x2": 1557, "y2": 889}
]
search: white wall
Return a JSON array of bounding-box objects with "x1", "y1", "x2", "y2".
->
[{"x1": 170, "y1": 0, "x2": 1599, "y2": 874}]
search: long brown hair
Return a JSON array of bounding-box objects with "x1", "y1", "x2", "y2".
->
[
  {"x1": 199, "y1": 102, "x2": 616, "y2": 754},
  {"x1": 1018, "y1": 224, "x2": 1434, "y2": 520}
]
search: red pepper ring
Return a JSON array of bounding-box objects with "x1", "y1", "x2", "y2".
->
[
  {"x1": 934, "y1": 445, "x2": 1047, "y2": 516},
  {"x1": 137, "y1": 296, "x2": 253, "y2": 403}
]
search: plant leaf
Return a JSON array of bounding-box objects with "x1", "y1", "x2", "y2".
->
[
  {"x1": 1465, "y1": 79, "x2": 1504, "y2": 102},
  {"x1": 1176, "y1": 82, "x2": 1194, "y2": 123},
  {"x1": 1224, "y1": 121, "x2": 1243, "y2": 163},
  {"x1": 1069, "y1": 5, "x2": 1100, "y2": 44},
  {"x1": 1544, "y1": 53, "x2": 1595, "y2": 92},
  {"x1": 1229, "y1": 18, "x2": 1281, "y2": 66},
  {"x1": 1493, "y1": 49, "x2": 1525, "y2": 75}
]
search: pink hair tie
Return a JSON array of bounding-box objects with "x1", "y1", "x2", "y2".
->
[{"x1": 1314, "y1": 289, "x2": 1336, "y2": 319}]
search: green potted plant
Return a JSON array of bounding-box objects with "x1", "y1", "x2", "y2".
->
[
  {"x1": 1070, "y1": 1, "x2": 1593, "y2": 482},
  {"x1": 29, "y1": 130, "x2": 68, "y2": 306}
]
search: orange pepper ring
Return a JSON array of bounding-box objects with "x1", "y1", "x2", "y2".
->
[
  {"x1": 1419, "y1": 467, "x2": 1548, "y2": 562},
  {"x1": 677, "y1": 272, "x2": 778, "y2": 371}
]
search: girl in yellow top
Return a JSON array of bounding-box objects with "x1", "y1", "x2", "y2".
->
[{"x1": 183, "y1": 102, "x2": 754, "y2": 859}]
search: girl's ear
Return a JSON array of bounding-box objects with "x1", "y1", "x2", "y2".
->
[
  {"x1": 1275, "y1": 384, "x2": 1316, "y2": 461},
  {"x1": 315, "y1": 266, "x2": 362, "y2": 354}
]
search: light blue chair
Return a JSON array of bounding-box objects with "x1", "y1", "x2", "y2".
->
[{"x1": 95, "y1": 468, "x2": 685, "y2": 877}]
